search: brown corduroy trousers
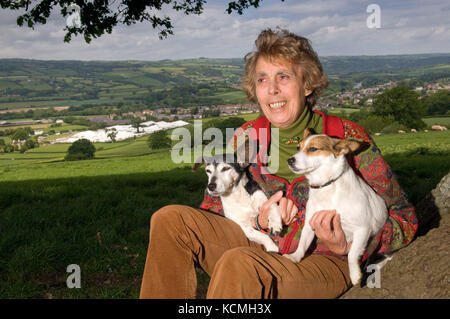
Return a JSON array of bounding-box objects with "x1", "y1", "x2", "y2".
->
[{"x1": 139, "y1": 204, "x2": 352, "y2": 299}]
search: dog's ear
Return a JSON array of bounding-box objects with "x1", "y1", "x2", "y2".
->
[
  {"x1": 333, "y1": 139, "x2": 362, "y2": 156},
  {"x1": 192, "y1": 156, "x2": 205, "y2": 172},
  {"x1": 303, "y1": 128, "x2": 314, "y2": 140}
]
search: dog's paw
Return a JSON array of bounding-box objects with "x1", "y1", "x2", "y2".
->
[
  {"x1": 283, "y1": 253, "x2": 302, "y2": 263},
  {"x1": 268, "y1": 206, "x2": 283, "y2": 235},
  {"x1": 350, "y1": 267, "x2": 362, "y2": 286},
  {"x1": 263, "y1": 241, "x2": 280, "y2": 253}
]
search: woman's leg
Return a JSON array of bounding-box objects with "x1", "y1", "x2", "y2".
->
[
  {"x1": 139, "y1": 205, "x2": 260, "y2": 298},
  {"x1": 207, "y1": 246, "x2": 352, "y2": 299}
]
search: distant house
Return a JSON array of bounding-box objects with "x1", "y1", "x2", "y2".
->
[
  {"x1": 353, "y1": 82, "x2": 362, "y2": 89},
  {"x1": 89, "y1": 117, "x2": 131, "y2": 126}
]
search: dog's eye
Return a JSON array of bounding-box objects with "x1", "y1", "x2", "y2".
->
[
  {"x1": 221, "y1": 167, "x2": 231, "y2": 172},
  {"x1": 308, "y1": 147, "x2": 319, "y2": 152},
  {"x1": 206, "y1": 169, "x2": 212, "y2": 174}
]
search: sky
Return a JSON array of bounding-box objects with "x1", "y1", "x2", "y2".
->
[{"x1": 0, "y1": 0, "x2": 449, "y2": 61}]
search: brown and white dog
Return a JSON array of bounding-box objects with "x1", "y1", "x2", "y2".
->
[{"x1": 284, "y1": 128, "x2": 388, "y2": 285}]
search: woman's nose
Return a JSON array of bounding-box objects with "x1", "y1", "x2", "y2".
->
[{"x1": 268, "y1": 79, "x2": 280, "y2": 95}]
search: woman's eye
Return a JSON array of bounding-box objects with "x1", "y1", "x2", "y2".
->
[
  {"x1": 221, "y1": 167, "x2": 231, "y2": 172},
  {"x1": 279, "y1": 74, "x2": 289, "y2": 80},
  {"x1": 308, "y1": 147, "x2": 318, "y2": 152}
]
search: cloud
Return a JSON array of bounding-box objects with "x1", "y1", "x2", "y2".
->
[{"x1": 0, "y1": 0, "x2": 448, "y2": 60}]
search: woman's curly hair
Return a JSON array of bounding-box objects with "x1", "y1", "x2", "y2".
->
[{"x1": 243, "y1": 28, "x2": 328, "y2": 109}]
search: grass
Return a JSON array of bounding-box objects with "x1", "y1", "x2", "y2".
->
[
  {"x1": 0, "y1": 128, "x2": 449, "y2": 298},
  {"x1": 0, "y1": 169, "x2": 205, "y2": 298},
  {"x1": 0, "y1": 137, "x2": 203, "y2": 298},
  {"x1": 373, "y1": 130, "x2": 449, "y2": 154},
  {"x1": 422, "y1": 117, "x2": 450, "y2": 127},
  {"x1": 373, "y1": 131, "x2": 450, "y2": 204}
]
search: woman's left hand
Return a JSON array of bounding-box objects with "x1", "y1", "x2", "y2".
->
[{"x1": 309, "y1": 210, "x2": 351, "y2": 255}]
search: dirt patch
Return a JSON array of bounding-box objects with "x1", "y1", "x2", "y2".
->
[{"x1": 0, "y1": 106, "x2": 69, "y2": 114}]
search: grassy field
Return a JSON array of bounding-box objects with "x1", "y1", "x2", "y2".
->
[
  {"x1": 423, "y1": 117, "x2": 450, "y2": 126},
  {"x1": 0, "y1": 128, "x2": 449, "y2": 298}
]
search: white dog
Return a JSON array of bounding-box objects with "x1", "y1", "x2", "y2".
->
[
  {"x1": 284, "y1": 129, "x2": 388, "y2": 285},
  {"x1": 193, "y1": 147, "x2": 283, "y2": 252}
]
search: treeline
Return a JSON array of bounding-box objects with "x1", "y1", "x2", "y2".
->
[
  {"x1": 329, "y1": 87, "x2": 450, "y2": 134},
  {"x1": 0, "y1": 127, "x2": 39, "y2": 154},
  {"x1": 321, "y1": 54, "x2": 450, "y2": 75},
  {"x1": 138, "y1": 83, "x2": 244, "y2": 107}
]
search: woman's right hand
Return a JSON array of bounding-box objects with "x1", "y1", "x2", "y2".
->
[{"x1": 255, "y1": 191, "x2": 299, "y2": 230}]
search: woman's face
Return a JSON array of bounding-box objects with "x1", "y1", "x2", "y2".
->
[{"x1": 254, "y1": 57, "x2": 312, "y2": 128}]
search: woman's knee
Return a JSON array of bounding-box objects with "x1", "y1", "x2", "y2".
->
[
  {"x1": 150, "y1": 204, "x2": 191, "y2": 226},
  {"x1": 214, "y1": 247, "x2": 258, "y2": 276},
  {"x1": 208, "y1": 247, "x2": 266, "y2": 298}
]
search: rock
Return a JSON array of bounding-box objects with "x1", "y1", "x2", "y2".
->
[
  {"x1": 415, "y1": 171, "x2": 450, "y2": 236},
  {"x1": 432, "y1": 172, "x2": 450, "y2": 216}
]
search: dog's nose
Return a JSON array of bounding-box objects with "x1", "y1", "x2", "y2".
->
[
  {"x1": 287, "y1": 157, "x2": 296, "y2": 167},
  {"x1": 208, "y1": 183, "x2": 216, "y2": 192}
]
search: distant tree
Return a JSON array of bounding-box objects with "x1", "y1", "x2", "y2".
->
[
  {"x1": 201, "y1": 116, "x2": 246, "y2": 146},
  {"x1": 65, "y1": 138, "x2": 96, "y2": 161},
  {"x1": 12, "y1": 128, "x2": 29, "y2": 141},
  {"x1": 147, "y1": 130, "x2": 172, "y2": 150},
  {"x1": 1, "y1": 0, "x2": 284, "y2": 43},
  {"x1": 106, "y1": 128, "x2": 118, "y2": 143},
  {"x1": 423, "y1": 90, "x2": 450, "y2": 116},
  {"x1": 372, "y1": 86, "x2": 427, "y2": 129},
  {"x1": 25, "y1": 137, "x2": 39, "y2": 150},
  {"x1": 357, "y1": 115, "x2": 395, "y2": 135},
  {"x1": 217, "y1": 117, "x2": 247, "y2": 144},
  {"x1": 132, "y1": 118, "x2": 143, "y2": 133},
  {"x1": 3, "y1": 144, "x2": 14, "y2": 153},
  {"x1": 190, "y1": 106, "x2": 199, "y2": 115}
]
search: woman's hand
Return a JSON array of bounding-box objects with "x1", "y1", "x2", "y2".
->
[
  {"x1": 309, "y1": 210, "x2": 351, "y2": 255},
  {"x1": 252, "y1": 191, "x2": 298, "y2": 230}
]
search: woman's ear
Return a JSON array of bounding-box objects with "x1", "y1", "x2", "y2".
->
[{"x1": 304, "y1": 88, "x2": 312, "y2": 97}]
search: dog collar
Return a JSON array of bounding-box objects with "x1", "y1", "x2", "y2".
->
[{"x1": 309, "y1": 172, "x2": 344, "y2": 189}]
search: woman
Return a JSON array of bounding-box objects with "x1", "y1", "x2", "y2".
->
[{"x1": 139, "y1": 28, "x2": 418, "y2": 299}]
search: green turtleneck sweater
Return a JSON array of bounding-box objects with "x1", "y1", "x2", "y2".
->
[{"x1": 267, "y1": 108, "x2": 323, "y2": 183}]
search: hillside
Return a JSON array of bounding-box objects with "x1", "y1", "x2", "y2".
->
[
  {"x1": 0, "y1": 54, "x2": 449, "y2": 114},
  {"x1": 0, "y1": 129, "x2": 448, "y2": 298}
]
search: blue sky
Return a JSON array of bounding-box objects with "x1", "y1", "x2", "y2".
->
[{"x1": 0, "y1": 0, "x2": 449, "y2": 60}]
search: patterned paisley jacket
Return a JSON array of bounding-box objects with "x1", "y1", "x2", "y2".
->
[{"x1": 199, "y1": 110, "x2": 418, "y2": 261}]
